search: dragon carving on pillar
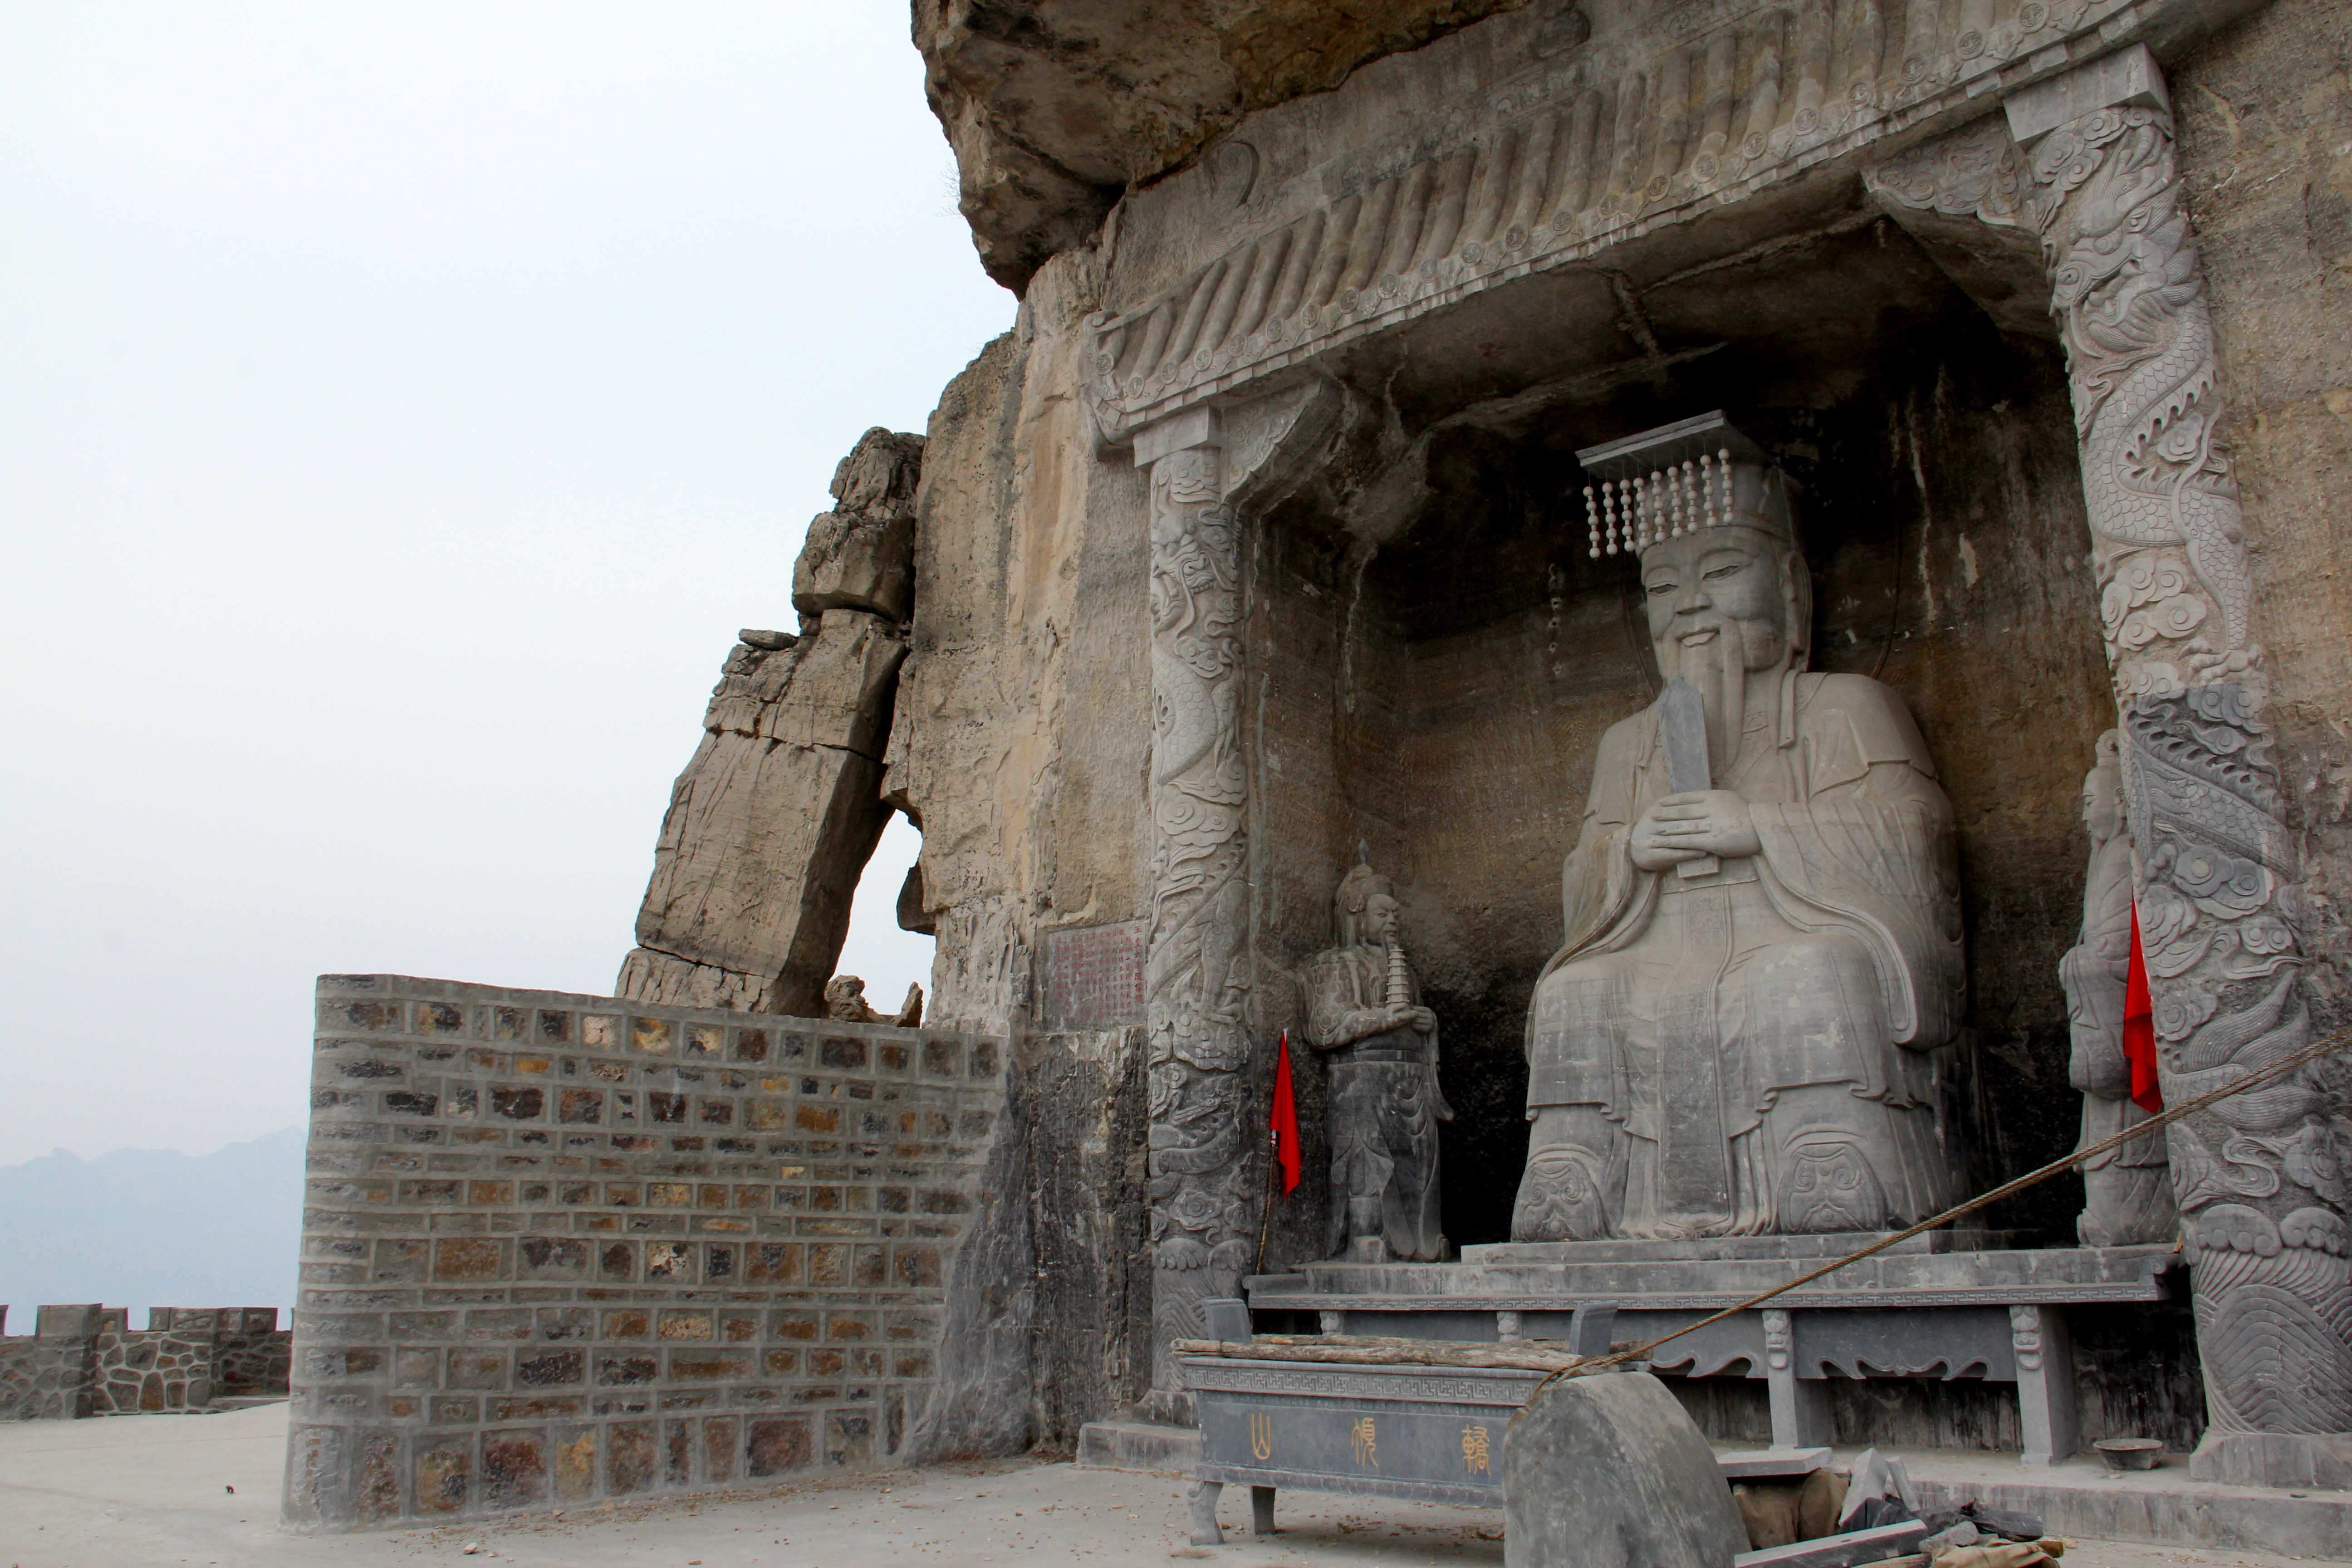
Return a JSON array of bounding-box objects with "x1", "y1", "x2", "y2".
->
[
  {"x1": 1872, "y1": 74, "x2": 2352, "y2": 1474},
  {"x1": 1141, "y1": 443, "x2": 1257, "y2": 1420},
  {"x1": 2028, "y1": 102, "x2": 2352, "y2": 1455}
]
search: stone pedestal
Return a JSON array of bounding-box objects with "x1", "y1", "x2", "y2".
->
[{"x1": 1247, "y1": 1245, "x2": 2175, "y2": 1466}]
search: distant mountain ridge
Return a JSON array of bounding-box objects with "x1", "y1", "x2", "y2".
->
[{"x1": 0, "y1": 1128, "x2": 303, "y2": 1328}]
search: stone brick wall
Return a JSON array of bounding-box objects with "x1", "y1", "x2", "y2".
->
[
  {"x1": 284, "y1": 975, "x2": 1013, "y2": 1532},
  {"x1": 208, "y1": 1307, "x2": 295, "y2": 1396},
  {"x1": 0, "y1": 1306, "x2": 98, "y2": 1420},
  {"x1": 95, "y1": 1309, "x2": 236, "y2": 1415},
  {"x1": 0, "y1": 1304, "x2": 289, "y2": 1420}
]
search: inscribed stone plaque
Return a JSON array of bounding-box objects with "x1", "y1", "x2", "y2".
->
[{"x1": 1042, "y1": 921, "x2": 1146, "y2": 1031}]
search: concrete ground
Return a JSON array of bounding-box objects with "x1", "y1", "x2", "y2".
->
[{"x1": 0, "y1": 1403, "x2": 2326, "y2": 1568}]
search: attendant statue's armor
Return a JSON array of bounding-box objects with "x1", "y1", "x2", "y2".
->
[
  {"x1": 2062, "y1": 730, "x2": 2176, "y2": 1246},
  {"x1": 1514, "y1": 417, "x2": 1966, "y2": 1243},
  {"x1": 1300, "y1": 864, "x2": 1451, "y2": 1262}
]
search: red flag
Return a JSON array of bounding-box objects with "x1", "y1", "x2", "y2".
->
[
  {"x1": 1270, "y1": 1031, "x2": 1301, "y2": 1195},
  {"x1": 2124, "y1": 904, "x2": 2164, "y2": 1114}
]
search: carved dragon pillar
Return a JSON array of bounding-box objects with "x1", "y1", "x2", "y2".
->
[
  {"x1": 1124, "y1": 382, "x2": 1349, "y2": 1425},
  {"x1": 1869, "y1": 45, "x2": 2352, "y2": 1488},
  {"x1": 1134, "y1": 408, "x2": 1256, "y2": 1424}
]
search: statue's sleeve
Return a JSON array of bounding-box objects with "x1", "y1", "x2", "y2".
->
[
  {"x1": 1302, "y1": 950, "x2": 1378, "y2": 1051},
  {"x1": 2082, "y1": 836, "x2": 2136, "y2": 967},
  {"x1": 1748, "y1": 676, "x2": 1965, "y2": 1048},
  {"x1": 1556, "y1": 715, "x2": 1651, "y2": 960}
]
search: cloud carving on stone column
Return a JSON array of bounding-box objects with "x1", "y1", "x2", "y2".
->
[{"x1": 1872, "y1": 82, "x2": 2352, "y2": 1465}]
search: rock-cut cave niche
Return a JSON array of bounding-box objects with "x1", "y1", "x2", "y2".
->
[{"x1": 1242, "y1": 221, "x2": 2119, "y2": 1257}]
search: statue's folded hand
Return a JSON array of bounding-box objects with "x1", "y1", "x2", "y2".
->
[{"x1": 1632, "y1": 790, "x2": 1762, "y2": 869}]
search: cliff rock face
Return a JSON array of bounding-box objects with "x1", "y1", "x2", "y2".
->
[
  {"x1": 796, "y1": 430, "x2": 924, "y2": 621},
  {"x1": 615, "y1": 429, "x2": 924, "y2": 1016},
  {"x1": 914, "y1": 0, "x2": 1542, "y2": 292},
  {"x1": 608, "y1": 0, "x2": 2352, "y2": 1465},
  {"x1": 2173, "y1": 0, "x2": 2352, "y2": 1008}
]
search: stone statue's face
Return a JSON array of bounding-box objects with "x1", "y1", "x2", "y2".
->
[
  {"x1": 1363, "y1": 894, "x2": 1401, "y2": 945},
  {"x1": 2082, "y1": 764, "x2": 2122, "y2": 844},
  {"x1": 1639, "y1": 528, "x2": 1792, "y2": 676}
]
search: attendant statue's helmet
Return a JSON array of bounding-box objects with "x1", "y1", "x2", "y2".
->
[{"x1": 1333, "y1": 861, "x2": 1395, "y2": 948}]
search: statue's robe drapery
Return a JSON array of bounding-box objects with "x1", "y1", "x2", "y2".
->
[
  {"x1": 1518, "y1": 671, "x2": 1965, "y2": 1241},
  {"x1": 2063, "y1": 829, "x2": 2176, "y2": 1245},
  {"x1": 1301, "y1": 945, "x2": 1450, "y2": 1260}
]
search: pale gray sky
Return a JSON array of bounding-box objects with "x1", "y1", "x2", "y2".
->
[{"x1": 0, "y1": 4, "x2": 1011, "y2": 1164}]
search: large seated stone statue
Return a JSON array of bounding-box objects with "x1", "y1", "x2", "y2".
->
[
  {"x1": 1513, "y1": 417, "x2": 1966, "y2": 1243},
  {"x1": 1301, "y1": 862, "x2": 1450, "y2": 1261}
]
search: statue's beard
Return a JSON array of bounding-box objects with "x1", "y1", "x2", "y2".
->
[{"x1": 1666, "y1": 621, "x2": 1781, "y2": 776}]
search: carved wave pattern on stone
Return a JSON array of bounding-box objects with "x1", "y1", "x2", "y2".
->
[
  {"x1": 2003, "y1": 93, "x2": 2352, "y2": 1444},
  {"x1": 1086, "y1": 0, "x2": 2131, "y2": 438},
  {"x1": 2028, "y1": 105, "x2": 2255, "y2": 679}
]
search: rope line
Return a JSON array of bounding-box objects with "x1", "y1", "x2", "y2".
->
[{"x1": 1560, "y1": 1016, "x2": 2352, "y2": 1377}]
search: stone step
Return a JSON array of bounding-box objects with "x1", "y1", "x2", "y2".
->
[
  {"x1": 1901, "y1": 1450, "x2": 2352, "y2": 1561},
  {"x1": 1080, "y1": 1419, "x2": 2352, "y2": 1559}
]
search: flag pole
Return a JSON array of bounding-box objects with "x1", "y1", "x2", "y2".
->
[
  {"x1": 1253, "y1": 1120, "x2": 1280, "y2": 1277},
  {"x1": 1257, "y1": 1030, "x2": 1302, "y2": 1278}
]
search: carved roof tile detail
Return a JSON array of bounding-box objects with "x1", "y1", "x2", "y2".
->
[{"x1": 1083, "y1": 0, "x2": 2235, "y2": 445}]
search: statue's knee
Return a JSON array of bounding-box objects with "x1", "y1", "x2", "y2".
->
[
  {"x1": 1760, "y1": 931, "x2": 1871, "y2": 979},
  {"x1": 1746, "y1": 934, "x2": 1882, "y2": 1035}
]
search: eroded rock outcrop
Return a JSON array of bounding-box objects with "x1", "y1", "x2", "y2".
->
[
  {"x1": 916, "y1": 0, "x2": 1541, "y2": 292},
  {"x1": 615, "y1": 429, "x2": 924, "y2": 1017},
  {"x1": 796, "y1": 428, "x2": 923, "y2": 621}
]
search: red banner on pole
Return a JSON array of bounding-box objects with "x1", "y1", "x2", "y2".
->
[
  {"x1": 1271, "y1": 1030, "x2": 1301, "y2": 1195},
  {"x1": 2125, "y1": 904, "x2": 2164, "y2": 1114}
]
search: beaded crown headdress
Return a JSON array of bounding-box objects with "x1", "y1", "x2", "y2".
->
[{"x1": 1574, "y1": 411, "x2": 1791, "y2": 559}]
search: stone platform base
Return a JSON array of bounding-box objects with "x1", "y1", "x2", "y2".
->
[
  {"x1": 1901, "y1": 1447, "x2": 2352, "y2": 1559},
  {"x1": 1462, "y1": 1230, "x2": 2022, "y2": 1265},
  {"x1": 1079, "y1": 1421, "x2": 2352, "y2": 1558},
  {"x1": 2192, "y1": 1430, "x2": 2352, "y2": 1492},
  {"x1": 1077, "y1": 1418, "x2": 1202, "y2": 1473}
]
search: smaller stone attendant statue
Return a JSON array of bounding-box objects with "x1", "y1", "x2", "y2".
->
[
  {"x1": 2061, "y1": 731, "x2": 2176, "y2": 1246},
  {"x1": 1299, "y1": 862, "x2": 1450, "y2": 1262},
  {"x1": 823, "y1": 974, "x2": 924, "y2": 1028}
]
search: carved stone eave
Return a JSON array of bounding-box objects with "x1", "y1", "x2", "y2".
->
[
  {"x1": 1082, "y1": 0, "x2": 2274, "y2": 454},
  {"x1": 1862, "y1": 116, "x2": 2054, "y2": 338}
]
